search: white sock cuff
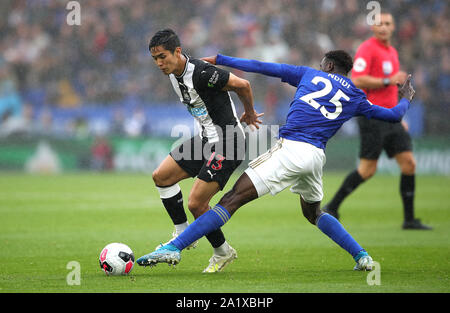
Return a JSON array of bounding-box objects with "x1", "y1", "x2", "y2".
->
[
  {"x1": 156, "y1": 184, "x2": 181, "y2": 199},
  {"x1": 174, "y1": 222, "x2": 189, "y2": 234},
  {"x1": 214, "y1": 241, "x2": 230, "y2": 256}
]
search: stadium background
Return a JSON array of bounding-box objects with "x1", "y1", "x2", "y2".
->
[
  {"x1": 0, "y1": 0, "x2": 448, "y2": 175},
  {"x1": 0, "y1": 0, "x2": 449, "y2": 295}
]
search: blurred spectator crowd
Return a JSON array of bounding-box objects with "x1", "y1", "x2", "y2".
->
[{"x1": 0, "y1": 0, "x2": 448, "y2": 138}]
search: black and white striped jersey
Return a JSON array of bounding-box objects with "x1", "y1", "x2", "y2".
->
[{"x1": 168, "y1": 55, "x2": 244, "y2": 143}]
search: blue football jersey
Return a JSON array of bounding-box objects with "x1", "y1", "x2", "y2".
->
[
  {"x1": 216, "y1": 54, "x2": 409, "y2": 149},
  {"x1": 277, "y1": 65, "x2": 376, "y2": 149}
]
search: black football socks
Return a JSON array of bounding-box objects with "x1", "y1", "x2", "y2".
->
[
  {"x1": 327, "y1": 170, "x2": 365, "y2": 212},
  {"x1": 156, "y1": 184, "x2": 225, "y2": 248},
  {"x1": 400, "y1": 174, "x2": 415, "y2": 222},
  {"x1": 160, "y1": 188, "x2": 187, "y2": 225}
]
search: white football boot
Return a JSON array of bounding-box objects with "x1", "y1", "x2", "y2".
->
[
  {"x1": 353, "y1": 255, "x2": 374, "y2": 271},
  {"x1": 203, "y1": 244, "x2": 237, "y2": 273}
]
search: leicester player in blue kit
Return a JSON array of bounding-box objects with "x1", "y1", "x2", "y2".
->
[{"x1": 137, "y1": 50, "x2": 416, "y2": 271}]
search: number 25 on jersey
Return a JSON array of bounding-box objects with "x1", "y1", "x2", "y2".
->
[{"x1": 300, "y1": 76, "x2": 350, "y2": 120}]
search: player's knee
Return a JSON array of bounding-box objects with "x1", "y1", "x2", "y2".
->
[
  {"x1": 400, "y1": 157, "x2": 416, "y2": 175},
  {"x1": 187, "y1": 197, "x2": 207, "y2": 218},
  {"x1": 358, "y1": 165, "x2": 377, "y2": 180},
  {"x1": 362, "y1": 170, "x2": 375, "y2": 180},
  {"x1": 302, "y1": 208, "x2": 319, "y2": 225},
  {"x1": 187, "y1": 197, "x2": 200, "y2": 215},
  {"x1": 152, "y1": 168, "x2": 174, "y2": 187},
  {"x1": 301, "y1": 200, "x2": 321, "y2": 225},
  {"x1": 152, "y1": 169, "x2": 164, "y2": 186}
]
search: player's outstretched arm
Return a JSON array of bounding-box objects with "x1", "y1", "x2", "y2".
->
[
  {"x1": 222, "y1": 73, "x2": 264, "y2": 130},
  {"x1": 203, "y1": 54, "x2": 307, "y2": 88},
  {"x1": 215, "y1": 54, "x2": 285, "y2": 78},
  {"x1": 369, "y1": 74, "x2": 415, "y2": 123},
  {"x1": 202, "y1": 54, "x2": 283, "y2": 78}
]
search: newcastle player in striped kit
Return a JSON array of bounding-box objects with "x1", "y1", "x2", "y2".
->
[{"x1": 145, "y1": 29, "x2": 263, "y2": 273}]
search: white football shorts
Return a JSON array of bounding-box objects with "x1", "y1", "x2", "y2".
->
[{"x1": 245, "y1": 138, "x2": 326, "y2": 203}]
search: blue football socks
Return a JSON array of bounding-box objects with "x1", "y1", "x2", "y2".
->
[
  {"x1": 171, "y1": 204, "x2": 231, "y2": 251},
  {"x1": 169, "y1": 206, "x2": 366, "y2": 262},
  {"x1": 316, "y1": 213, "x2": 365, "y2": 260}
]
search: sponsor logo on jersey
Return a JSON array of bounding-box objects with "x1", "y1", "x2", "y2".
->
[
  {"x1": 208, "y1": 70, "x2": 219, "y2": 87},
  {"x1": 188, "y1": 105, "x2": 207, "y2": 117}
]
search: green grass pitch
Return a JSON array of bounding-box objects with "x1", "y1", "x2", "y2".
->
[{"x1": 0, "y1": 172, "x2": 448, "y2": 293}]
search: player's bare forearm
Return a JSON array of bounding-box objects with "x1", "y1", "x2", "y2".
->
[
  {"x1": 223, "y1": 74, "x2": 253, "y2": 112},
  {"x1": 352, "y1": 75, "x2": 385, "y2": 89},
  {"x1": 234, "y1": 82, "x2": 264, "y2": 129},
  {"x1": 222, "y1": 73, "x2": 263, "y2": 129},
  {"x1": 353, "y1": 71, "x2": 407, "y2": 90},
  {"x1": 235, "y1": 83, "x2": 254, "y2": 114}
]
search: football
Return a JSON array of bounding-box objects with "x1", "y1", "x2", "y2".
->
[{"x1": 99, "y1": 243, "x2": 135, "y2": 276}]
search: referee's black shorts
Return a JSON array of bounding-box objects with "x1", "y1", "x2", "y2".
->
[
  {"x1": 170, "y1": 130, "x2": 245, "y2": 190},
  {"x1": 358, "y1": 116, "x2": 413, "y2": 160}
]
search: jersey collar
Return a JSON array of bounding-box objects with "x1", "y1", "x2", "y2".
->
[{"x1": 175, "y1": 54, "x2": 190, "y2": 79}]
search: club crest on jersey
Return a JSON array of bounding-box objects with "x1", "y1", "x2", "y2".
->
[{"x1": 382, "y1": 61, "x2": 393, "y2": 75}]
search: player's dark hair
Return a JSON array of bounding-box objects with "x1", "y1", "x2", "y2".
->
[
  {"x1": 324, "y1": 50, "x2": 353, "y2": 75},
  {"x1": 149, "y1": 28, "x2": 180, "y2": 53}
]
